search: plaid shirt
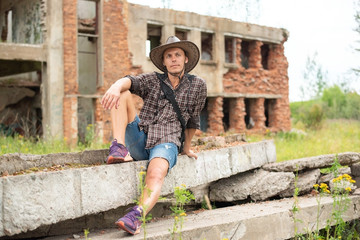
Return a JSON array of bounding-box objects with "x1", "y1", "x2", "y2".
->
[{"x1": 128, "y1": 72, "x2": 207, "y2": 149}]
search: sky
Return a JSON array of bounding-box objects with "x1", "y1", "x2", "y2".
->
[{"x1": 128, "y1": 0, "x2": 360, "y2": 102}]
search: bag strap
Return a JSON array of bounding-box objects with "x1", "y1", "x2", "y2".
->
[{"x1": 156, "y1": 72, "x2": 193, "y2": 152}]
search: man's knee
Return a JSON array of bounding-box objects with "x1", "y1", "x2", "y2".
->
[
  {"x1": 120, "y1": 90, "x2": 131, "y2": 101},
  {"x1": 146, "y1": 158, "x2": 169, "y2": 181}
]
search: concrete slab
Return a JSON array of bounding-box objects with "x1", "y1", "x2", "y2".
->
[
  {"x1": 263, "y1": 152, "x2": 360, "y2": 172},
  {"x1": 80, "y1": 163, "x2": 138, "y2": 215},
  {"x1": 0, "y1": 141, "x2": 275, "y2": 237},
  {"x1": 45, "y1": 194, "x2": 360, "y2": 240},
  {"x1": 0, "y1": 178, "x2": 3, "y2": 236},
  {"x1": 162, "y1": 140, "x2": 275, "y2": 195},
  {"x1": 2, "y1": 170, "x2": 81, "y2": 236}
]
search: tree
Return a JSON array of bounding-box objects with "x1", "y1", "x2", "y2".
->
[
  {"x1": 300, "y1": 52, "x2": 328, "y2": 100},
  {"x1": 354, "y1": 1, "x2": 360, "y2": 74}
]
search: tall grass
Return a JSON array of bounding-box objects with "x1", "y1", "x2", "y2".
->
[
  {"x1": 248, "y1": 119, "x2": 360, "y2": 162},
  {"x1": 0, "y1": 134, "x2": 107, "y2": 155}
]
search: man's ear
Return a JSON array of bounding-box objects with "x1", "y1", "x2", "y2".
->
[{"x1": 185, "y1": 56, "x2": 188, "y2": 64}]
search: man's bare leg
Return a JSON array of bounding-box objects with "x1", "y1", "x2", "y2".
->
[
  {"x1": 111, "y1": 90, "x2": 137, "y2": 145},
  {"x1": 107, "y1": 90, "x2": 136, "y2": 163},
  {"x1": 140, "y1": 158, "x2": 169, "y2": 214}
]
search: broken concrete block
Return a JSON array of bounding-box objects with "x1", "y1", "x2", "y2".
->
[
  {"x1": 162, "y1": 147, "x2": 231, "y2": 194},
  {"x1": 250, "y1": 170, "x2": 294, "y2": 201},
  {"x1": 80, "y1": 163, "x2": 138, "y2": 215},
  {"x1": 209, "y1": 170, "x2": 255, "y2": 202},
  {"x1": 262, "y1": 152, "x2": 360, "y2": 172},
  {"x1": 0, "y1": 150, "x2": 106, "y2": 175},
  {"x1": 189, "y1": 183, "x2": 211, "y2": 203},
  {"x1": 0, "y1": 87, "x2": 35, "y2": 111},
  {"x1": 210, "y1": 169, "x2": 294, "y2": 202},
  {"x1": 80, "y1": 149, "x2": 108, "y2": 165},
  {"x1": 229, "y1": 140, "x2": 276, "y2": 174},
  {"x1": 0, "y1": 178, "x2": 3, "y2": 236},
  {"x1": 351, "y1": 162, "x2": 360, "y2": 177},
  {"x1": 3, "y1": 170, "x2": 81, "y2": 236},
  {"x1": 280, "y1": 169, "x2": 321, "y2": 198}
]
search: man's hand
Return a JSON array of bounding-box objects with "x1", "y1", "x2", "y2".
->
[{"x1": 101, "y1": 78, "x2": 131, "y2": 110}]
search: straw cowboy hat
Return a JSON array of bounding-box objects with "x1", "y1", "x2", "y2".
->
[{"x1": 150, "y1": 36, "x2": 200, "y2": 73}]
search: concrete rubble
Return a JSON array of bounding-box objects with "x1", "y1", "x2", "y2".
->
[
  {"x1": 1, "y1": 141, "x2": 360, "y2": 239},
  {"x1": 45, "y1": 193, "x2": 360, "y2": 240},
  {"x1": 0, "y1": 140, "x2": 276, "y2": 238}
]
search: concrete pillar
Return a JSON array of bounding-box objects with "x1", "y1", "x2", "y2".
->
[
  {"x1": 229, "y1": 98, "x2": 246, "y2": 132},
  {"x1": 42, "y1": 0, "x2": 64, "y2": 140},
  {"x1": 207, "y1": 97, "x2": 224, "y2": 134}
]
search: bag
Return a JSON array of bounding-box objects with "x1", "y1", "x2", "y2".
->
[{"x1": 156, "y1": 72, "x2": 194, "y2": 152}]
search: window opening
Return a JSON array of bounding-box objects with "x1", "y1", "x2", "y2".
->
[
  {"x1": 201, "y1": 32, "x2": 213, "y2": 60},
  {"x1": 240, "y1": 40, "x2": 250, "y2": 69},
  {"x1": 245, "y1": 98, "x2": 255, "y2": 129},
  {"x1": 175, "y1": 29, "x2": 188, "y2": 40},
  {"x1": 261, "y1": 43, "x2": 270, "y2": 70},
  {"x1": 223, "y1": 98, "x2": 231, "y2": 131},
  {"x1": 264, "y1": 99, "x2": 276, "y2": 127},
  {"x1": 146, "y1": 24, "x2": 162, "y2": 57},
  {"x1": 77, "y1": 0, "x2": 99, "y2": 142},
  {"x1": 1, "y1": 10, "x2": 12, "y2": 42}
]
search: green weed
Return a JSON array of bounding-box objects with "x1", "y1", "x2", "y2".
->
[{"x1": 169, "y1": 184, "x2": 195, "y2": 240}]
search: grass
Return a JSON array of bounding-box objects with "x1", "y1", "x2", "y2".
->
[
  {"x1": 247, "y1": 119, "x2": 360, "y2": 162},
  {"x1": 0, "y1": 135, "x2": 108, "y2": 155}
]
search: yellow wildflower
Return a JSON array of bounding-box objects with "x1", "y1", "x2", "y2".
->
[
  {"x1": 320, "y1": 183, "x2": 328, "y2": 190},
  {"x1": 181, "y1": 184, "x2": 186, "y2": 188},
  {"x1": 313, "y1": 184, "x2": 319, "y2": 189},
  {"x1": 345, "y1": 187, "x2": 352, "y2": 192},
  {"x1": 350, "y1": 179, "x2": 356, "y2": 183},
  {"x1": 139, "y1": 171, "x2": 146, "y2": 175},
  {"x1": 343, "y1": 174, "x2": 351, "y2": 179},
  {"x1": 174, "y1": 216, "x2": 178, "y2": 220},
  {"x1": 180, "y1": 212, "x2": 187, "y2": 217}
]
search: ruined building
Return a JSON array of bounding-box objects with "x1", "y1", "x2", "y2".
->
[{"x1": 0, "y1": 0, "x2": 291, "y2": 145}]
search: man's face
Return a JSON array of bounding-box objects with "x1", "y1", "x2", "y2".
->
[{"x1": 162, "y1": 47, "x2": 188, "y2": 75}]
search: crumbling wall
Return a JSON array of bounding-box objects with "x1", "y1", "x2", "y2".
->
[
  {"x1": 221, "y1": 37, "x2": 291, "y2": 133},
  {"x1": 0, "y1": 0, "x2": 43, "y2": 44},
  {"x1": 62, "y1": 0, "x2": 143, "y2": 144}
]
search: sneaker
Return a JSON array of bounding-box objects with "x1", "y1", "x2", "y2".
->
[
  {"x1": 106, "y1": 139, "x2": 133, "y2": 164},
  {"x1": 115, "y1": 206, "x2": 142, "y2": 235}
]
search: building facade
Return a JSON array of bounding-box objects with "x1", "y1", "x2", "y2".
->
[{"x1": 0, "y1": 0, "x2": 291, "y2": 144}]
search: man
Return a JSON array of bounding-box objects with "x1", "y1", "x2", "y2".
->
[{"x1": 101, "y1": 36, "x2": 207, "y2": 235}]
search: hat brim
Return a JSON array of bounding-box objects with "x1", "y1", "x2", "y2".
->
[{"x1": 150, "y1": 40, "x2": 200, "y2": 73}]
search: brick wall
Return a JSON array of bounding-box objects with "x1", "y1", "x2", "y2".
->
[
  {"x1": 63, "y1": 0, "x2": 78, "y2": 145},
  {"x1": 221, "y1": 38, "x2": 291, "y2": 133},
  {"x1": 97, "y1": 0, "x2": 142, "y2": 142}
]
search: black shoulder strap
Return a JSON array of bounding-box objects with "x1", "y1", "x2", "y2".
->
[
  {"x1": 156, "y1": 72, "x2": 186, "y2": 130},
  {"x1": 156, "y1": 72, "x2": 186, "y2": 151}
]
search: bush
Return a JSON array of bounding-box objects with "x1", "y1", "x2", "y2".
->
[
  {"x1": 343, "y1": 92, "x2": 360, "y2": 120},
  {"x1": 291, "y1": 100, "x2": 325, "y2": 130}
]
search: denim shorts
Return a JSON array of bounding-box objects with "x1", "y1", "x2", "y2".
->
[{"x1": 125, "y1": 115, "x2": 178, "y2": 169}]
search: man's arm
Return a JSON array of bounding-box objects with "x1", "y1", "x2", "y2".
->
[
  {"x1": 182, "y1": 128, "x2": 198, "y2": 159},
  {"x1": 101, "y1": 77, "x2": 132, "y2": 110}
]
